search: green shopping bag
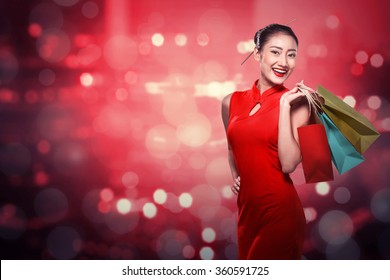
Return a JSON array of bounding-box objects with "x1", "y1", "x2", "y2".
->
[{"x1": 317, "y1": 112, "x2": 365, "y2": 174}]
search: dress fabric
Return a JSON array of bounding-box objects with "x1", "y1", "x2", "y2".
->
[{"x1": 227, "y1": 80, "x2": 306, "y2": 260}]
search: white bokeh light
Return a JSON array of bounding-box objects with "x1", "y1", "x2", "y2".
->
[
  {"x1": 153, "y1": 189, "x2": 168, "y2": 205},
  {"x1": 315, "y1": 182, "x2": 330, "y2": 196},
  {"x1": 143, "y1": 202, "x2": 157, "y2": 219},
  {"x1": 116, "y1": 198, "x2": 132, "y2": 214},
  {"x1": 179, "y1": 193, "x2": 193, "y2": 208}
]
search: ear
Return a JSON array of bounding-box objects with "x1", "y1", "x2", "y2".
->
[{"x1": 253, "y1": 48, "x2": 261, "y2": 61}]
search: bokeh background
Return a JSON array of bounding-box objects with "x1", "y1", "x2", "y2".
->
[{"x1": 1, "y1": 0, "x2": 390, "y2": 260}]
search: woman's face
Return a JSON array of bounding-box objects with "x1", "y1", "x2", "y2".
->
[{"x1": 255, "y1": 33, "x2": 297, "y2": 89}]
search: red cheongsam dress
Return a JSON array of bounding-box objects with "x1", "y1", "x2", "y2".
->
[{"x1": 227, "y1": 80, "x2": 306, "y2": 259}]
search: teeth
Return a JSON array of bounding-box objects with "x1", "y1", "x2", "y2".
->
[{"x1": 273, "y1": 69, "x2": 287, "y2": 74}]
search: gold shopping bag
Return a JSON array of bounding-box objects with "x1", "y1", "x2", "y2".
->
[{"x1": 316, "y1": 85, "x2": 380, "y2": 154}]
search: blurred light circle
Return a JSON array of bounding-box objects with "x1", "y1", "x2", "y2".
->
[
  {"x1": 198, "y1": 9, "x2": 233, "y2": 43},
  {"x1": 350, "y1": 63, "x2": 364, "y2": 76},
  {"x1": 46, "y1": 226, "x2": 82, "y2": 259},
  {"x1": 175, "y1": 34, "x2": 187, "y2": 46},
  {"x1": 333, "y1": 187, "x2": 351, "y2": 204},
  {"x1": 307, "y1": 44, "x2": 328, "y2": 58},
  {"x1": 30, "y1": 2, "x2": 63, "y2": 30},
  {"x1": 315, "y1": 182, "x2": 330, "y2": 196},
  {"x1": 236, "y1": 40, "x2": 253, "y2": 54},
  {"x1": 104, "y1": 210, "x2": 139, "y2": 234},
  {"x1": 343, "y1": 96, "x2": 356, "y2": 108},
  {"x1": 99, "y1": 189, "x2": 113, "y2": 203},
  {"x1": 52, "y1": 0, "x2": 79, "y2": 7},
  {"x1": 163, "y1": 193, "x2": 182, "y2": 213},
  {"x1": 116, "y1": 198, "x2": 132, "y2": 214},
  {"x1": 77, "y1": 44, "x2": 101, "y2": 66},
  {"x1": 318, "y1": 210, "x2": 354, "y2": 245},
  {"x1": 176, "y1": 113, "x2": 212, "y2": 147},
  {"x1": 153, "y1": 189, "x2": 168, "y2": 205},
  {"x1": 0, "y1": 204, "x2": 26, "y2": 240},
  {"x1": 34, "y1": 170, "x2": 49, "y2": 186},
  {"x1": 28, "y1": 23, "x2": 42, "y2": 38},
  {"x1": 204, "y1": 60, "x2": 228, "y2": 80},
  {"x1": 39, "y1": 68, "x2": 55, "y2": 86},
  {"x1": 355, "y1": 50, "x2": 369, "y2": 64},
  {"x1": 178, "y1": 193, "x2": 193, "y2": 208},
  {"x1": 326, "y1": 15, "x2": 339, "y2": 29},
  {"x1": 145, "y1": 124, "x2": 180, "y2": 159},
  {"x1": 122, "y1": 171, "x2": 139, "y2": 188},
  {"x1": 189, "y1": 184, "x2": 221, "y2": 222},
  {"x1": 202, "y1": 227, "x2": 216, "y2": 243},
  {"x1": 34, "y1": 188, "x2": 68, "y2": 223},
  {"x1": 81, "y1": 1, "x2": 99, "y2": 19},
  {"x1": 143, "y1": 202, "x2": 157, "y2": 219},
  {"x1": 80, "y1": 72, "x2": 94, "y2": 87},
  {"x1": 156, "y1": 230, "x2": 190, "y2": 259},
  {"x1": 0, "y1": 49, "x2": 19, "y2": 84},
  {"x1": 138, "y1": 42, "x2": 152, "y2": 55},
  {"x1": 199, "y1": 246, "x2": 214, "y2": 260},
  {"x1": 165, "y1": 154, "x2": 182, "y2": 170},
  {"x1": 82, "y1": 189, "x2": 105, "y2": 223},
  {"x1": 367, "y1": 95, "x2": 381, "y2": 110},
  {"x1": 188, "y1": 152, "x2": 207, "y2": 170},
  {"x1": 104, "y1": 35, "x2": 137, "y2": 70},
  {"x1": 182, "y1": 245, "x2": 195, "y2": 259},
  {"x1": 221, "y1": 185, "x2": 234, "y2": 199},
  {"x1": 326, "y1": 239, "x2": 360, "y2": 260},
  {"x1": 162, "y1": 90, "x2": 197, "y2": 126},
  {"x1": 370, "y1": 54, "x2": 384, "y2": 68},
  {"x1": 205, "y1": 157, "x2": 231, "y2": 188},
  {"x1": 53, "y1": 142, "x2": 87, "y2": 175},
  {"x1": 197, "y1": 33, "x2": 209, "y2": 46},
  {"x1": 0, "y1": 143, "x2": 31, "y2": 176},
  {"x1": 37, "y1": 29, "x2": 71, "y2": 63},
  {"x1": 382, "y1": 118, "x2": 390, "y2": 131},
  {"x1": 151, "y1": 33, "x2": 164, "y2": 47},
  {"x1": 93, "y1": 104, "x2": 132, "y2": 137},
  {"x1": 124, "y1": 71, "x2": 137, "y2": 85},
  {"x1": 304, "y1": 207, "x2": 318, "y2": 223},
  {"x1": 371, "y1": 188, "x2": 390, "y2": 223}
]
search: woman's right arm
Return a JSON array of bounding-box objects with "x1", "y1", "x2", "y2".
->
[{"x1": 221, "y1": 94, "x2": 240, "y2": 195}]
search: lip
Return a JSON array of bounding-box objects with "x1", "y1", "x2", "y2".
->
[{"x1": 272, "y1": 68, "x2": 288, "y2": 78}]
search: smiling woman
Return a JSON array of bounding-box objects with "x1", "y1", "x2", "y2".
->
[{"x1": 221, "y1": 24, "x2": 311, "y2": 260}]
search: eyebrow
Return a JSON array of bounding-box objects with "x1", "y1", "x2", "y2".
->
[{"x1": 269, "y1": 46, "x2": 297, "y2": 52}]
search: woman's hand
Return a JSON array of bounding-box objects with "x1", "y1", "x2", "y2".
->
[
  {"x1": 231, "y1": 176, "x2": 240, "y2": 195},
  {"x1": 280, "y1": 85, "x2": 306, "y2": 108}
]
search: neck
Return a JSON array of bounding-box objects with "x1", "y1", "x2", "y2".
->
[{"x1": 257, "y1": 79, "x2": 274, "y2": 95}]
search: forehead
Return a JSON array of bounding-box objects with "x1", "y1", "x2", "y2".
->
[{"x1": 265, "y1": 33, "x2": 297, "y2": 49}]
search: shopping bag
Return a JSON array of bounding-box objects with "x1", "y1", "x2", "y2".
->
[
  {"x1": 317, "y1": 85, "x2": 380, "y2": 154},
  {"x1": 298, "y1": 123, "x2": 334, "y2": 183},
  {"x1": 317, "y1": 112, "x2": 365, "y2": 174}
]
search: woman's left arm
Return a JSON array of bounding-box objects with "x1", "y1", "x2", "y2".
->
[{"x1": 278, "y1": 86, "x2": 310, "y2": 173}]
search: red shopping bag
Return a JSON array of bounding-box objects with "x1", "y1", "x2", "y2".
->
[{"x1": 298, "y1": 123, "x2": 334, "y2": 183}]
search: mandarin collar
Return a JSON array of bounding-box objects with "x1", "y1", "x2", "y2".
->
[{"x1": 250, "y1": 80, "x2": 286, "y2": 103}]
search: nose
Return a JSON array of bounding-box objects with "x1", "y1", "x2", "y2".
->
[{"x1": 278, "y1": 55, "x2": 287, "y2": 67}]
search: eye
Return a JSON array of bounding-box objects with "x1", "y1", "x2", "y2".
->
[
  {"x1": 271, "y1": 50, "x2": 280, "y2": 55},
  {"x1": 288, "y1": 52, "x2": 296, "y2": 58}
]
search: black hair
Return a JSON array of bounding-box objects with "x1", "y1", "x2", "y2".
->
[{"x1": 254, "y1": 23, "x2": 298, "y2": 51}]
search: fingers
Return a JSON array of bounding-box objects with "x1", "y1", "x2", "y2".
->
[{"x1": 231, "y1": 176, "x2": 240, "y2": 195}]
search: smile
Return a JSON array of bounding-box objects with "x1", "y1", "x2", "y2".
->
[{"x1": 272, "y1": 68, "x2": 288, "y2": 77}]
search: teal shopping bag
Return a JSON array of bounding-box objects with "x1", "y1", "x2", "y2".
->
[{"x1": 317, "y1": 112, "x2": 365, "y2": 174}]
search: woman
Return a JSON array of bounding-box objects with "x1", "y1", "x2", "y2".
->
[{"x1": 221, "y1": 24, "x2": 311, "y2": 259}]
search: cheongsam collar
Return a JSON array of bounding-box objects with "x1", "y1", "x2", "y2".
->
[{"x1": 250, "y1": 79, "x2": 286, "y2": 103}]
